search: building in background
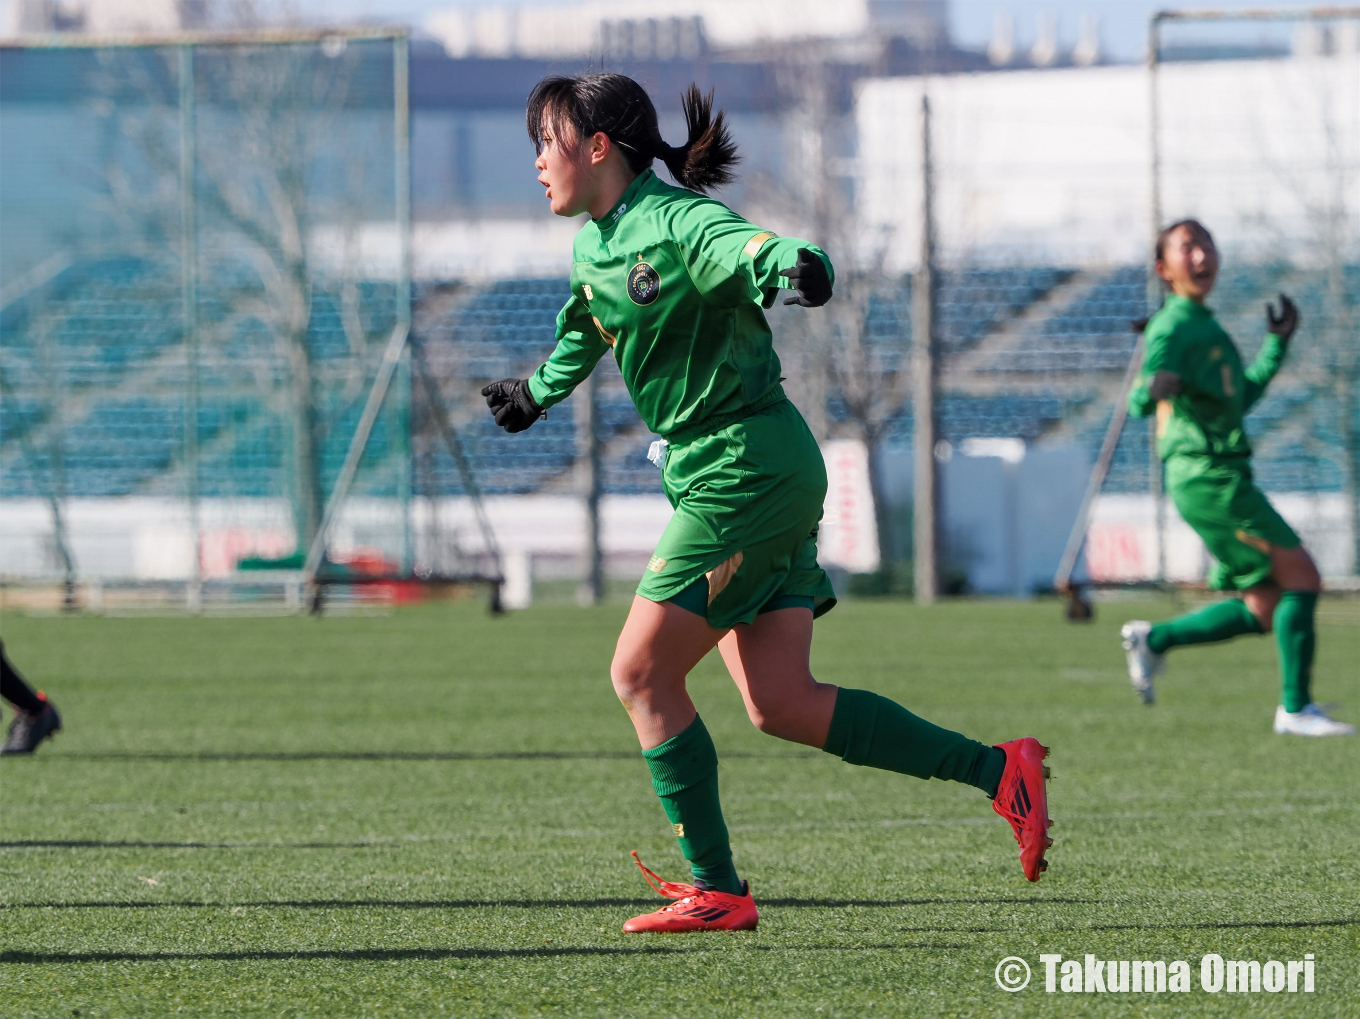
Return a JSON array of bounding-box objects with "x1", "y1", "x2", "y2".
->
[
  {"x1": 7, "y1": 0, "x2": 207, "y2": 34},
  {"x1": 426, "y1": 0, "x2": 948, "y2": 60}
]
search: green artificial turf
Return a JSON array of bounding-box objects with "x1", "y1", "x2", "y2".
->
[{"x1": 1, "y1": 596, "x2": 1358, "y2": 1017}]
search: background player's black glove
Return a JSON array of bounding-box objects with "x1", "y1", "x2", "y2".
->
[
  {"x1": 1266, "y1": 293, "x2": 1298, "y2": 344},
  {"x1": 481, "y1": 378, "x2": 543, "y2": 433},
  {"x1": 778, "y1": 248, "x2": 833, "y2": 307},
  {"x1": 1147, "y1": 371, "x2": 1182, "y2": 401}
]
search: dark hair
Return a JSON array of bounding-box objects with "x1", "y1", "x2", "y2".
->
[
  {"x1": 526, "y1": 73, "x2": 738, "y2": 193},
  {"x1": 1155, "y1": 218, "x2": 1214, "y2": 262}
]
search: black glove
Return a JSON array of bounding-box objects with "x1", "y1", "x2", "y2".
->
[
  {"x1": 481, "y1": 378, "x2": 543, "y2": 433},
  {"x1": 1266, "y1": 293, "x2": 1298, "y2": 343},
  {"x1": 1147, "y1": 371, "x2": 1182, "y2": 401},
  {"x1": 778, "y1": 248, "x2": 833, "y2": 307}
]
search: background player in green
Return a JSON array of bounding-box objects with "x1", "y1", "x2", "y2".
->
[
  {"x1": 481, "y1": 72, "x2": 1054, "y2": 933},
  {"x1": 1121, "y1": 219, "x2": 1353, "y2": 737}
]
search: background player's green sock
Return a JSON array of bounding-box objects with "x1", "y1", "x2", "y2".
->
[
  {"x1": 1274, "y1": 591, "x2": 1317, "y2": 713},
  {"x1": 1147, "y1": 598, "x2": 1261, "y2": 655},
  {"x1": 822, "y1": 688, "x2": 1005, "y2": 797},
  {"x1": 641, "y1": 715, "x2": 743, "y2": 895}
]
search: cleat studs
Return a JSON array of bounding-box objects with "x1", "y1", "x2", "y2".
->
[{"x1": 1042, "y1": 766, "x2": 1051, "y2": 779}]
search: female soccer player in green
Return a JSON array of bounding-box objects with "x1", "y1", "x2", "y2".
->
[
  {"x1": 483, "y1": 73, "x2": 1053, "y2": 933},
  {"x1": 1121, "y1": 219, "x2": 1353, "y2": 737}
]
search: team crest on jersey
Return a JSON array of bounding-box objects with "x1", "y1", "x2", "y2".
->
[{"x1": 627, "y1": 260, "x2": 660, "y2": 305}]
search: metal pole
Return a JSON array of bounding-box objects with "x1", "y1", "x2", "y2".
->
[
  {"x1": 178, "y1": 43, "x2": 201, "y2": 611},
  {"x1": 394, "y1": 33, "x2": 413, "y2": 575},
  {"x1": 1054, "y1": 336, "x2": 1147, "y2": 593},
  {"x1": 302, "y1": 30, "x2": 415, "y2": 594},
  {"x1": 1147, "y1": 13, "x2": 1167, "y2": 587},
  {"x1": 912, "y1": 91, "x2": 940, "y2": 604},
  {"x1": 300, "y1": 35, "x2": 415, "y2": 586},
  {"x1": 302, "y1": 321, "x2": 410, "y2": 583},
  {"x1": 413, "y1": 349, "x2": 504, "y2": 582},
  {"x1": 576, "y1": 370, "x2": 603, "y2": 606}
]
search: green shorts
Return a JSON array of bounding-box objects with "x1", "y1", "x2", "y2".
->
[
  {"x1": 637, "y1": 398, "x2": 837, "y2": 629},
  {"x1": 1166, "y1": 455, "x2": 1299, "y2": 591}
]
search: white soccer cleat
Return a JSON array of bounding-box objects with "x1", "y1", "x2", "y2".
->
[
  {"x1": 1273, "y1": 703, "x2": 1356, "y2": 737},
  {"x1": 1120, "y1": 621, "x2": 1163, "y2": 705}
]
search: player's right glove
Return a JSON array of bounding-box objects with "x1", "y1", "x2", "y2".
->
[
  {"x1": 481, "y1": 378, "x2": 543, "y2": 433},
  {"x1": 1147, "y1": 371, "x2": 1182, "y2": 401},
  {"x1": 1266, "y1": 293, "x2": 1298, "y2": 344}
]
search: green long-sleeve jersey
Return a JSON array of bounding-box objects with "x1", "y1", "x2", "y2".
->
[
  {"x1": 525, "y1": 168, "x2": 832, "y2": 441},
  {"x1": 1128, "y1": 293, "x2": 1288, "y2": 462}
]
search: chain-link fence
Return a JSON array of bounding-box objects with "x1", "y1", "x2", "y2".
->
[
  {"x1": 4, "y1": 21, "x2": 1356, "y2": 607},
  {"x1": 1, "y1": 30, "x2": 411, "y2": 606}
]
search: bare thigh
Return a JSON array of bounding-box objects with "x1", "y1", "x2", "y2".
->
[
  {"x1": 718, "y1": 608, "x2": 839, "y2": 748},
  {"x1": 1243, "y1": 543, "x2": 1321, "y2": 631},
  {"x1": 611, "y1": 596, "x2": 726, "y2": 750}
]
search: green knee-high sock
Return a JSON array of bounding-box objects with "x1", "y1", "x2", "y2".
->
[
  {"x1": 1147, "y1": 598, "x2": 1262, "y2": 655},
  {"x1": 822, "y1": 688, "x2": 1006, "y2": 798},
  {"x1": 1274, "y1": 591, "x2": 1317, "y2": 713},
  {"x1": 641, "y1": 716, "x2": 742, "y2": 895}
]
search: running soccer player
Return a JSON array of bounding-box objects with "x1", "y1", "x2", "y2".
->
[
  {"x1": 1, "y1": 640, "x2": 62, "y2": 754},
  {"x1": 481, "y1": 73, "x2": 1054, "y2": 933},
  {"x1": 1120, "y1": 219, "x2": 1353, "y2": 737}
]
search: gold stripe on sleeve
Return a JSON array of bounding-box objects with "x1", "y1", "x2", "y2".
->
[{"x1": 742, "y1": 232, "x2": 774, "y2": 258}]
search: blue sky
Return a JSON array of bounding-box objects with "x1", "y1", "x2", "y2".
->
[{"x1": 4, "y1": 1, "x2": 1322, "y2": 62}]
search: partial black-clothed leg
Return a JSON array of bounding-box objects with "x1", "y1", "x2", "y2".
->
[{"x1": 1, "y1": 640, "x2": 45, "y2": 714}]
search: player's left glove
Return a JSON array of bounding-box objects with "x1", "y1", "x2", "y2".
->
[
  {"x1": 1266, "y1": 293, "x2": 1298, "y2": 344},
  {"x1": 481, "y1": 378, "x2": 543, "y2": 433},
  {"x1": 778, "y1": 248, "x2": 833, "y2": 307}
]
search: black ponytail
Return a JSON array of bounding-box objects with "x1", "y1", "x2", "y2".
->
[{"x1": 526, "y1": 73, "x2": 739, "y2": 194}]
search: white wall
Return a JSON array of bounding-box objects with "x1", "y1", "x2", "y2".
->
[
  {"x1": 857, "y1": 54, "x2": 1360, "y2": 268},
  {"x1": 3, "y1": 487, "x2": 1352, "y2": 586},
  {"x1": 1086, "y1": 492, "x2": 1354, "y2": 584}
]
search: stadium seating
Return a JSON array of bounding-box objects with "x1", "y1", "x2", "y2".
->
[{"x1": 2, "y1": 260, "x2": 1351, "y2": 503}]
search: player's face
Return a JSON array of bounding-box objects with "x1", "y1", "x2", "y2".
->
[
  {"x1": 535, "y1": 115, "x2": 603, "y2": 218},
  {"x1": 1157, "y1": 225, "x2": 1218, "y2": 301}
]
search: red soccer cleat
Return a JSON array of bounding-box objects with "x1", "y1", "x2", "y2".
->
[
  {"x1": 621, "y1": 851, "x2": 759, "y2": 933},
  {"x1": 991, "y1": 737, "x2": 1053, "y2": 882}
]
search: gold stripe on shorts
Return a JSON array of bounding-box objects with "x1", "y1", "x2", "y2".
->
[
  {"x1": 1235, "y1": 530, "x2": 1271, "y2": 553},
  {"x1": 706, "y1": 551, "x2": 744, "y2": 606}
]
